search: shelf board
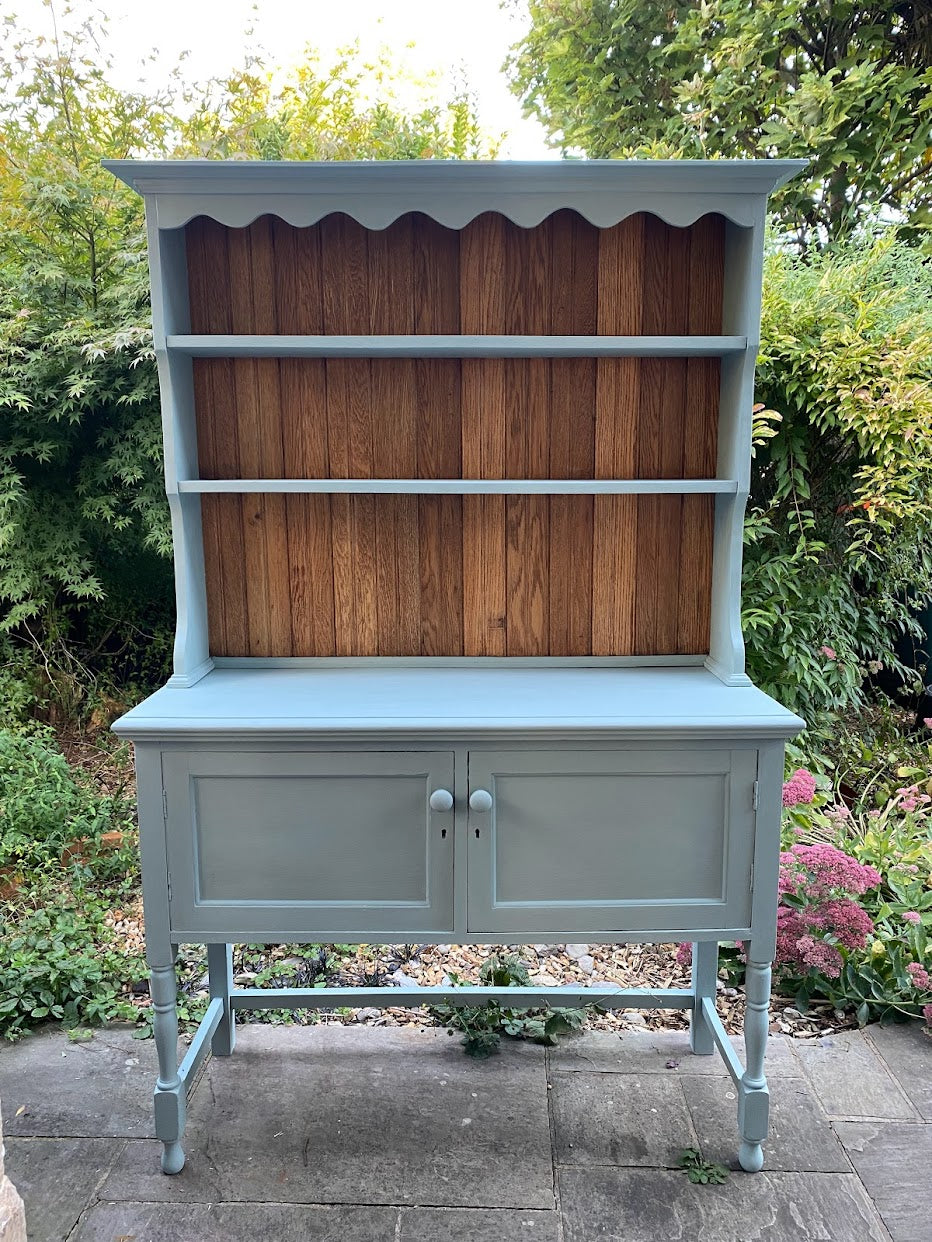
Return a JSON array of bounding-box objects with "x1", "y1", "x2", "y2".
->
[
  {"x1": 178, "y1": 478, "x2": 739, "y2": 496},
  {"x1": 166, "y1": 333, "x2": 748, "y2": 359}
]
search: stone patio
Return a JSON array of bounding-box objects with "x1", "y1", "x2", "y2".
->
[{"x1": 1, "y1": 1020, "x2": 929, "y2": 1241}]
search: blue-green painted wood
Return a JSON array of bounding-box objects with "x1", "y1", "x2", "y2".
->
[
  {"x1": 177, "y1": 996, "x2": 223, "y2": 1087},
  {"x1": 700, "y1": 998, "x2": 745, "y2": 1086},
  {"x1": 103, "y1": 157, "x2": 807, "y2": 232},
  {"x1": 689, "y1": 941, "x2": 719, "y2": 1056},
  {"x1": 166, "y1": 333, "x2": 748, "y2": 358},
  {"x1": 465, "y1": 748, "x2": 757, "y2": 936},
  {"x1": 111, "y1": 667, "x2": 805, "y2": 740},
  {"x1": 206, "y1": 944, "x2": 235, "y2": 1056},
  {"x1": 738, "y1": 959, "x2": 773, "y2": 1172},
  {"x1": 162, "y1": 749, "x2": 455, "y2": 937},
  {"x1": 226, "y1": 985, "x2": 696, "y2": 1010},
  {"x1": 177, "y1": 477, "x2": 739, "y2": 496}
]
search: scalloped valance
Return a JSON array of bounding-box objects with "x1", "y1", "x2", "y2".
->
[{"x1": 102, "y1": 158, "x2": 806, "y2": 231}]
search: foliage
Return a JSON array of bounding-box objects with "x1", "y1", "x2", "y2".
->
[
  {"x1": 776, "y1": 842, "x2": 881, "y2": 981},
  {"x1": 0, "y1": 726, "x2": 134, "y2": 872},
  {"x1": 0, "y1": 9, "x2": 498, "y2": 719},
  {"x1": 777, "y1": 755, "x2": 932, "y2": 1023},
  {"x1": 432, "y1": 953, "x2": 588, "y2": 1057},
  {"x1": 0, "y1": 876, "x2": 145, "y2": 1040},
  {"x1": 179, "y1": 47, "x2": 500, "y2": 162},
  {"x1": 678, "y1": 1147, "x2": 729, "y2": 1185},
  {"x1": 742, "y1": 237, "x2": 932, "y2": 719},
  {"x1": 787, "y1": 699, "x2": 931, "y2": 807},
  {"x1": 507, "y1": 1, "x2": 932, "y2": 246}
]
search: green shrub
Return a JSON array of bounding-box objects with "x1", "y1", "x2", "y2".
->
[
  {"x1": 745, "y1": 237, "x2": 932, "y2": 719},
  {"x1": 0, "y1": 892, "x2": 144, "y2": 1039},
  {"x1": 0, "y1": 727, "x2": 133, "y2": 872}
]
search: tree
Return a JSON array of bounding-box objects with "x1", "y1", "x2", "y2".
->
[
  {"x1": 507, "y1": 1, "x2": 932, "y2": 247},
  {"x1": 0, "y1": 7, "x2": 498, "y2": 710}
]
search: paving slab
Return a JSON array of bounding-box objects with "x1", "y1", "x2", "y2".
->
[
  {"x1": 558, "y1": 1168, "x2": 889, "y2": 1242},
  {"x1": 865, "y1": 1022, "x2": 932, "y2": 1120},
  {"x1": 550, "y1": 1029, "x2": 799, "y2": 1077},
  {"x1": 70, "y1": 1201, "x2": 400, "y2": 1241},
  {"x1": 551, "y1": 1072, "x2": 696, "y2": 1167},
  {"x1": 3, "y1": 1137, "x2": 123, "y2": 1242},
  {"x1": 0, "y1": 1026, "x2": 165, "y2": 1139},
  {"x1": 834, "y1": 1120, "x2": 932, "y2": 1242},
  {"x1": 794, "y1": 1029, "x2": 919, "y2": 1119},
  {"x1": 680, "y1": 1076, "x2": 849, "y2": 1172},
  {"x1": 99, "y1": 1025, "x2": 555, "y2": 1209},
  {"x1": 398, "y1": 1207, "x2": 560, "y2": 1240}
]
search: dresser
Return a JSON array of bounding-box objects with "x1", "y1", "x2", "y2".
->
[{"x1": 108, "y1": 158, "x2": 805, "y2": 1176}]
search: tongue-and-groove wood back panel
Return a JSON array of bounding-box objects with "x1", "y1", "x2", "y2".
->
[{"x1": 185, "y1": 211, "x2": 723, "y2": 658}]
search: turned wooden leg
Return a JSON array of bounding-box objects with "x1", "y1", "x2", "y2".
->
[
  {"x1": 738, "y1": 957, "x2": 772, "y2": 1172},
  {"x1": 208, "y1": 943, "x2": 236, "y2": 1056},
  {"x1": 689, "y1": 941, "x2": 718, "y2": 1056},
  {"x1": 150, "y1": 953, "x2": 186, "y2": 1175}
]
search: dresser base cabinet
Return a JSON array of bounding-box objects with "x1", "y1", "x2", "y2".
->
[{"x1": 123, "y1": 711, "x2": 794, "y2": 1179}]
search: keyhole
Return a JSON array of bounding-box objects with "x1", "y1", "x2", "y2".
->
[
  {"x1": 475, "y1": 828, "x2": 480, "y2": 839},
  {"x1": 441, "y1": 828, "x2": 447, "y2": 839}
]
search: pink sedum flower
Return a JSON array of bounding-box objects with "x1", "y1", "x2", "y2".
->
[
  {"x1": 907, "y1": 962, "x2": 931, "y2": 990},
  {"x1": 795, "y1": 934, "x2": 843, "y2": 977},
  {"x1": 775, "y1": 843, "x2": 881, "y2": 982},
  {"x1": 675, "y1": 943, "x2": 693, "y2": 967},
  {"x1": 782, "y1": 768, "x2": 817, "y2": 807},
  {"x1": 902, "y1": 911, "x2": 921, "y2": 925},
  {"x1": 778, "y1": 843, "x2": 881, "y2": 899},
  {"x1": 923, "y1": 1004, "x2": 932, "y2": 1028},
  {"x1": 820, "y1": 645, "x2": 837, "y2": 660},
  {"x1": 923, "y1": 718, "x2": 932, "y2": 730}
]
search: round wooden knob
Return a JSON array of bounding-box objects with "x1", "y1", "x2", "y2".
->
[
  {"x1": 429, "y1": 789, "x2": 454, "y2": 812},
  {"x1": 469, "y1": 789, "x2": 493, "y2": 813}
]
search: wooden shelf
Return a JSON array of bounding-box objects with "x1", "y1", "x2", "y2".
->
[
  {"x1": 166, "y1": 333, "x2": 748, "y2": 359},
  {"x1": 178, "y1": 478, "x2": 739, "y2": 496}
]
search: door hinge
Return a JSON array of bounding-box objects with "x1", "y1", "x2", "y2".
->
[
  {"x1": 162, "y1": 789, "x2": 168, "y2": 820},
  {"x1": 167, "y1": 872, "x2": 172, "y2": 902},
  {"x1": 751, "y1": 780, "x2": 760, "y2": 812},
  {"x1": 749, "y1": 863, "x2": 755, "y2": 892}
]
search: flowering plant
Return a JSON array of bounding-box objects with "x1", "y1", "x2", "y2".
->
[
  {"x1": 778, "y1": 761, "x2": 932, "y2": 1023},
  {"x1": 777, "y1": 842, "x2": 880, "y2": 981}
]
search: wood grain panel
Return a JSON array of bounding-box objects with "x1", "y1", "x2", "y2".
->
[
  {"x1": 368, "y1": 219, "x2": 419, "y2": 653},
  {"x1": 185, "y1": 210, "x2": 722, "y2": 658},
  {"x1": 461, "y1": 214, "x2": 507, "y2": 654},
  {"x1": 272, "y1": 221, "x2": 333, "y2": 656},
  {"x1": 414, "y1": 215, "x2": 464, "y2": 653},
  {"x1": 548, "y1": 211, "x2": 596, "y2": 653},
  {"x1": 186, "y1": 218, "x2": 248, "y2": 656},
  {"x1": 593, "y1": 216, "x2": 643, "y2": 654},
  {"x1": 635, "y1": 218, "x2": 690, "y2": 655},
  {"x1": 504, "y1": 217, "x2": 552, "y2": 654}
]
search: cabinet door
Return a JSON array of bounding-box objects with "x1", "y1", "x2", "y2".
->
[
  {"x1": 466, "y1": 748, "x2": 757, "y2": 936},
  {"x1": 162, "y1": 750, "x2": 454, "y2": 938}
]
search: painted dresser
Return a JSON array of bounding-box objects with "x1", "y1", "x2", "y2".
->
[{"x1": 107, "y1": 159, "x2": 806, "y2": 1176}]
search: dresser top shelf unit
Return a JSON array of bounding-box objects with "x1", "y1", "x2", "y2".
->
[{"x1": 104, "y1": 157, "x2": 805, "y2": 679}]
